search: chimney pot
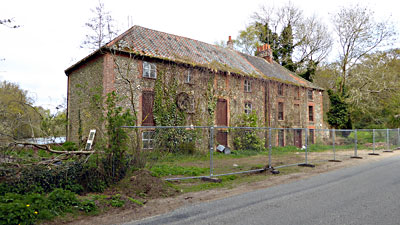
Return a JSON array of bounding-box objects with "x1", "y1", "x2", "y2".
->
[
  {"x1": 256, "y1": 43, "x2": 273, "y2": 63},
  {"x1": 227, "y1": 36, "x2": 234, "y2": 49}
]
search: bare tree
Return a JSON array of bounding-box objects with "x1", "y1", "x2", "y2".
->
[
  {"x1": 239, "y1": 1, "x2": 332, "y2": 77},
  {"x1": 81, "y1": 0, "x2": 119, "y2": 50},
  {"x1": 0, "y1": 18, "x2": 19, "y2": 29},
  {"x1": 331, "y1": 4, "x2": 396, "y2": 94}
]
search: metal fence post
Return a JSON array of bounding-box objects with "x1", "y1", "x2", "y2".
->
[
  {"x1": 268, "y1": 128, "x2": 272, "y2": 169},
  {"x1": 397, "y1": 128, "x2": 400, "y2": 147},
  {"x1": 305, "y1": 128, "x2": 308, "y2": 165},
  {"x1": 209, "y1": 126, "x2": 214, "y2": 177},
  {"x1": 332, "y1": 129, "x2": 336, "y2": 161},
  {"x1": 373, "y1": 129, "x2": 375, "y2": 153},
  {"x1": 387, "y1": 128, "x2": 390, "y2": 151},
  {"x1": 354, "y1": 129, "x2": 358, "y2": 157}
]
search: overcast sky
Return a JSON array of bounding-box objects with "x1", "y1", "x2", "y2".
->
[{"x1": 1, "y1": 0, "x2": 399, "y2": 112}]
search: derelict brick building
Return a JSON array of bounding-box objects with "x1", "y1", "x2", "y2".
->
[{"x1": 65, "y1": 25, "x2": 325, "y2": 149}]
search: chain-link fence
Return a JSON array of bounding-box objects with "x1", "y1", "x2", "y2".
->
[{"x1": 122, "y1": 126, "x2": 400, "y2": 180}]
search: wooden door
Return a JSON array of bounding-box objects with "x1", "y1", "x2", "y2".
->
[
  {"x1": 294, "y1": 129, "x2": 302, "y2": 148},
  {"x1": 142, "y1": 91, "x2": 155, "y2": 126}
]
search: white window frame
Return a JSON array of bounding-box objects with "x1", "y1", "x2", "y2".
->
[
  {"x1": 244, "y1": 79, "x2": 251, "y2": 92},
  {"x1": 143, "y1": 61, "x2": 157, "y2": 79},
  {"x1": 185, "y1": 70, "x2": 193, "y2": 84},
  {"x1": 142, "y1": 131, "x2": 155, "y2": 149},
  {"x1": 244, "y1": 102, "x2": 252, "y2": 115}
]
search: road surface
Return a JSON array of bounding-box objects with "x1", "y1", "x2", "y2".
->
[{"x1": 126, "y1": 155, "x2": 400, "y2": 225}]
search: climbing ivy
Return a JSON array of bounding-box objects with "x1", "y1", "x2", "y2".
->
[
  {"x1": 206, "y1": 74, "x2": 217, "y2": 125},
  {"x1": 153, "y1": 68, "x2": 196, "y2": 153},
  {"x1": 233, "y1": 112, "x2": 265, "y2": 151}
]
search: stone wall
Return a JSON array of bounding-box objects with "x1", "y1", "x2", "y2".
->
[{"x1": 67, "y1": 53, "x2": 325, "y2": 150}]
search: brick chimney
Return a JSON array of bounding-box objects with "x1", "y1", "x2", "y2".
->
[
  {"x1": 227, "y1": 36, "x2": 234, "y2": 49},
  {"x1": 256, "y1": 44, "x2": 273, "y2": 63}
]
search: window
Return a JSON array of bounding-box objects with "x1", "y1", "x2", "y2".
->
[
  {"x1": 142, "y1": 91, "x2": 155, "y2": 126},
  {"x1": 185, "y1": 70, "x2": 193, "y2": 84},
  {"x1": 309, "y1": 129, "x2": 315, "y2": 144},
  {"x1": 143, "y1": 61, "x2": 157, "y2": 78},
  {"x1": 244, "y1": 102, "x2": 252, "y2": 115},
  {"x1": 278, "y1": 129, "x2": 285, "y2": 147},
  {"x1": 308, "y1": 105, "x2": 314, "y2": 122},
  {"x1": 278, "y1": 83, "x2": 284, "y2": 96},
  {"x1": 142, "y1": 131, "x2": 154, "y2": 149},
  {"x1": 244, "y1": 79, "x2": 251, "y2": 92},
  {"x1": 294, "y1": 86, "x2": 300, "y2": 100},
  {"x1": 308, "y1": 89, "x2": 313, "y2": 100},
  {"x1": 278, "y1": 102, "x2": 284, "y2": 120}
]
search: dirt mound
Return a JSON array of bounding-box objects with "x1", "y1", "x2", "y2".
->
[{"x1": 116, "y1": 169, "x2": 177, "y2": 199}]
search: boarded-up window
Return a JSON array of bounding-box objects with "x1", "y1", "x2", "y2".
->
[
  {"x1": 142, "y1": 91, "x2": 155, "y2": 126},
  {"x1": 216, "y1": 98, "x2": 228, "y2": 126},
  {"x1": 278, "y1": 102, "x2": 284, "y2": 120},
  {"x1": 308, "y1": 105, "x2": 314, "y2": 122}
]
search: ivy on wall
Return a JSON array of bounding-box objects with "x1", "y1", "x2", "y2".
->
[{"x1": 153, "y1": 68, "x2": 196, "y2": 153}]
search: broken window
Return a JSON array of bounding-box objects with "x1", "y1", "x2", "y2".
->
[
  {"x1": 142, "y1": 131, "x2": 154, "y2": 149},
  {"x1": 308, "y1": 105, "x2": 314, "y2": 122},
  {"x1": 244, "y1": 102, "x2": 252, "y2": 115},
  {"x1": 278, "y1": 102, "x2": 284, "y2": 120},
  {"x1": 244, "y1": 79, "x2": 251, "y2": 92},
  {"x1": 143, "y1": 61, "x2": 157, "y2": 78},
  {"x1": 308, "y1": 89, "x2": 313, "y2": 100}
]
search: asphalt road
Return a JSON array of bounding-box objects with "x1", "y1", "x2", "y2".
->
[{"x1": 126, "y1": 155, "x2": 400, "y2": 225}]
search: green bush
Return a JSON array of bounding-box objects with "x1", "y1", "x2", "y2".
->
[
  {"x1": 47, "y1": 189, "x2": 79, "y2": 212},
  {"x1": 0, "y1": 190, "x2": 97, "y2": 225},
  {"x1": 233, "y1": 113, "x2": 265, "y2": 151},
  {"x1": 110, "y1": 194, "x2": 125, "y2": 207}
]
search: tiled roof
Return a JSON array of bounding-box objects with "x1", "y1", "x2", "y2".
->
[{"x1": 68, "y1": 25, "x2": 321, "y2": 89}]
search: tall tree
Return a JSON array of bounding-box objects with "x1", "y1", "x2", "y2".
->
[
  {"x1": 236, "y1": 1, "x2": 332, "y2": 78},
  {"x1": 331, "y1": 4, "x2": 396, "y2": 95},
  {"x1": 81, "y1": 0, "x2": 118, "y2": 50}
]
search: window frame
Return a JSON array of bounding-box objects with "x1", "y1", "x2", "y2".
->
[
  {"x1": 142, "y1": 131, "x2": 155, "y2": 150},
  {"x1": 185, "y1": 70, "x2": 193, "y2": 84},
  {"x1": 244, "y1": 102, "x2": 252, "y2": 115},
  {"x1": 308, "y1": 89, "x2": 314, "y2": 101},
  {"x1": 278, "y1": 83, "x2": 284, "y2": 96},
  {"x1": 278, "y1": 129, "x2": 285, "y2": 147},
  {"x1": 308, "y1": 105, "x2": 314, "y2": 122},
  {"x1": 244, "y1": 79, "x2": 251, "y2": 92},
  {"x1": 143, "y1": 61, "x2": 157, "y2": 79},
  {"x1": 278, "y1": 102, "x2": 284, "y2": 121}
]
